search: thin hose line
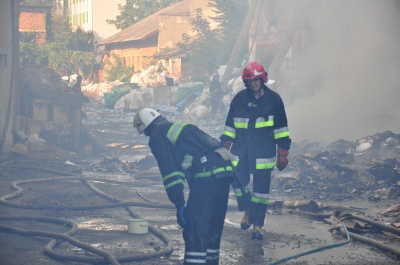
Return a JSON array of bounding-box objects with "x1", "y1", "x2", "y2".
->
[{"x1": 267, "y1": 222, "x2": 351, "y2": 265}]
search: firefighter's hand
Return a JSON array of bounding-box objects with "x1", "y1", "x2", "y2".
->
[
  {"x1": 223, "y1": 141, "x2": 233, "y2": 151},
  {"x1": 176, "y1": 205, "x2": 187, "y2": 229},
  {"x1": 215, "y1": 148, "x2": 237, "y2": 161},
  {"x1": 276, "y1": 148, "x2": 289, "y2": 171}
]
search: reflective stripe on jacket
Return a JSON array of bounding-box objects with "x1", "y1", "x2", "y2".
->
[
  {"x1": 220, "y1": 86, "x2": 291, "y2": 167},
  {"x1": 148, "y1": 118, "x2": 230, "y2": 207}
]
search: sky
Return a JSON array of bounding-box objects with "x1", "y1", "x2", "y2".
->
[{"x1": 284, "y1": 0, "x2": 400, "y2": 145}]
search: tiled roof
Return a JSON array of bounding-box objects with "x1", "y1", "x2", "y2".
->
[
  {"x1": 19, "y1": 12, "x2": 47, "y2": 32},
  {"x1": 99, "y1": 0, "x2": 189, "y2": 45}
]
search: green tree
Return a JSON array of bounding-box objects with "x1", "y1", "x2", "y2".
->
[
  {"x1": 209, "y1": 0, "x2": 248, "y2": 55},
  {"x1": 66, "y1": 27, "x2": 94, "y2": 52},
  {"x1": 20, "y1": 8, "x2": 98, "y2": 78},
  {"x1": 178, "y1": 8, "x2": 221, "y2": 83},
  {"x1": 177, "y1": 0, "x2": 248, "y2": 82},
  {"x1": 19, "y1": 40, "x2": 48, "y2": 67},
  {"x1": 105, "y1": 54, "x2": 134, "y2": 82},
  {"x1": 48, "y1": 13, "x2": 94, "y2": 52},
  {"x1": 47, "y1": 12, "x2": 70, "y2": 44},
  {"x1": 107, "y1": 0, "x2": 183, "y2": 30}
]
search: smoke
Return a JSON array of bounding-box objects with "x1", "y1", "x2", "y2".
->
[{"x1": 286, "y1": 0, "x2": 400, "y2": 144}]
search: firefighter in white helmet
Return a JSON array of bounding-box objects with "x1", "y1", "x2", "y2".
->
[{"x1": 133, "y1": 107, "x2": 235, "y2": 265}]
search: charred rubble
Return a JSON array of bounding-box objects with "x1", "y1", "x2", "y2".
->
[
  {"x1": 274, "y1": 131, "x2": 400, "y2": 202},
  {"x1": 85, "y1": 131, "x2": 400, "y2": 204}
]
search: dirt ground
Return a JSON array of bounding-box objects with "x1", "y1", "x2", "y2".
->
[{"x1": 1, "y1": 97, "x2": 399, "y2": 265}]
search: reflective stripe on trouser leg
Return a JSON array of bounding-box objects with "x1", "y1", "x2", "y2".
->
[
  {"x1": 231, "y1": 157, "x2": 251, "y2": 211},
  {"x1": 232, "y1": 184, "x2": 251, "y2": 211},
  {"x1": 185, "y1": 251, "x2": 207, "y2": 264},
  {"x1": 184, "y1": 178, "x2": 231, "y2": 265},
  {"x1": 249, "y1": 169, "x2": 272, "y2": 227},
  {"x1": 206, "y1": 178, "x2": 231, "y2": 265},
  {"x1": 206, "y1": 248, "x2": 219, "y2": 265}
]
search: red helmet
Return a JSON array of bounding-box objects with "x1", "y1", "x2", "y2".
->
[{"x1": 242, "y1": 62, "x2": 268, "y2": 83}]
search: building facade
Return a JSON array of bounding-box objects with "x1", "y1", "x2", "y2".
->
[
  {"x1": 99, "y1": 0, "x2": 219, "y2": 79},
  {"x1": 67, "y1": 0, "x2": 125, "y2": 42},
  {"x1": 19, "y1": 5, "x2": 51, "y2": 44}
]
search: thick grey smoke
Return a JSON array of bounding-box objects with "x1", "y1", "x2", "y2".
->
[{"x1": 286, "y1": 0, "x2": 400, "y2": 144}]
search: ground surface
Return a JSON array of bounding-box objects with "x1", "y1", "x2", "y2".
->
[{"x1": 1, "y1": 97, "x2": 399, "y2": 265}]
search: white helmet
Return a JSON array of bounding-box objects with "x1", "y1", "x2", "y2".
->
[{"x1": 133, "y1": 108, "x2": 161, "y2": 134}]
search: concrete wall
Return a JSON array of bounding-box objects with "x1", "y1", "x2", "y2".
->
[
  {"x1": 0, "y1": 0, "x2": 17, "y2": 153},
  {"x1": 158, "y1": 14, "x2": 191, "y2": 51},
  {"x1": 109, "y1": 45, "x2": 159, "y2": 73},
  {"x1": 104, "y1": 34, "x2": 159, "y2": 73},
  {"x1": 69, "y1": 0, "x2": 125, "y2": 43}
]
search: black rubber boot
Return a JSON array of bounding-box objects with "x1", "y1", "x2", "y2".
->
[
  {"x1": 252, "y1": 225, "x2": 264, "y2": 240},
  {"x1": 240, "y1": 210, "x2": 251, "y2": 230}
]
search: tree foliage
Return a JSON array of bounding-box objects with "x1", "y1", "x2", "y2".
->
[
  {"x1": 47, "y1": 13, "x2": 95, "y2": 52},
  {"x1": 209, "y1": 0, "x2": 248, "y2": 51},
  {"x1": 178, "y1": 9, "x2": 221, "y2": 83},
  {"x1": 105, "y1": 54, "x2": 134, "y2": 82},
  {"x1": 177, "y1": 0, "x2": 248, "y2": 83},
  {"x1": 107, "y1": 0, "x2": 183, "y2": 30},
  {"x1": 19, "y1": 11, "x2": 98, "y2": 78}
]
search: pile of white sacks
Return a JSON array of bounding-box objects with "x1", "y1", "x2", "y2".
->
[
  {"x1": 129, "y1": 64, "x2": 169, "y2": 88},
  {"x1": 78, "y1": 64, "x2": 257, "y2": 119}
]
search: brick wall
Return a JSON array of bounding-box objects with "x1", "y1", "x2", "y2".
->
[{"x1": 19, "y1": 12, "x2": 46, "y2": 43}]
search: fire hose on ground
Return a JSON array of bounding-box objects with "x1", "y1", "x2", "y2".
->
[
  {"x1": 0, "y1": 216, "x2": 119, "y2": 265},
  {"x1": 296, "y1": 212, "x2": 400, "y2": 260},
  {"x1": 267, "y1": 221, "x2": 351, "y2": 265},
  {"x1": 1, "y1": 162, "x2": 400, "y2": 264},
  {"x1": 267, "y1": 209, "x2": 400, "y2": 264},
  {"x1": 0, "y1": 163, "x2": 177, "y2": 264}
]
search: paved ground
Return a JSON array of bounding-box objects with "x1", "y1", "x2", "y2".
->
[{"x1": 1, "y1": 98, "x2": 399, "y2": 265}]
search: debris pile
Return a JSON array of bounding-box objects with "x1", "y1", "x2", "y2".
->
[
  {"x1": 86, "y1": 156, "x2": 126, "y2": 172},
  {"x1": 80, "y1": 64, "x2": 250, "y2": 120},
  {"x1": 127, "y1": 155, "x2": 158, "y2": 172},
  {"x1": 10, "y1": 67, "x2": 89, "y2": 156},
  {"x1": 275, "y1": 131, "x2": 400, "y2": 201},
  {"x1": 87, "y1": 155, "x2": 157, "y2": 173}
]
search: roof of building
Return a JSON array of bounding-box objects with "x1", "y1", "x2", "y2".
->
[
  {"x1": 99, "y1": 0, "x2": 189, "y2": 46},
  {"x1": 19, "y1": 12, "x2": 47, "y2": 32},
  {"x1": 153, "y1": 48, "x2": 186, "y2": 59}
]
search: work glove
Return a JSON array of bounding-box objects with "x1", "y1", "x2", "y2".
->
[
  {"x1": 276, "y1": 148, "x2": 289, "y2": 171},
  {"x1": 215, "y1": 147, "x2": 237, "y2": 161},
  {"x1": 176, "y1": 205, "x2": 187, "y2": 229},
  {"x1": 223, "y1": 141, "x2": 233, "y2": 151}
]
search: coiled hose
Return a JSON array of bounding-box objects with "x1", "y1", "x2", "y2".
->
[{"x1": 0, "y1": 163, "x2": 176, "y2": 264}]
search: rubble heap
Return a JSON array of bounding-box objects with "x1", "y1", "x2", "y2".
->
[{"x1": 275, "y1": 131, "x2": 400, "y2": 202}]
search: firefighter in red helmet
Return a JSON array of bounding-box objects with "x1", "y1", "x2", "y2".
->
[{"x1": 220, "y1": 62, "x2": 291, "y2": 240}]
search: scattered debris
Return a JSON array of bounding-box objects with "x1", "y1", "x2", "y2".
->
[
  {"x1": 274, "y1": 131, "x2": 400, "y2": 201},
  {"x1": 87, "y1": 155, "x2": 157, "y2": 173}
]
